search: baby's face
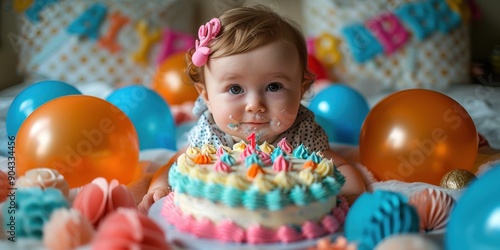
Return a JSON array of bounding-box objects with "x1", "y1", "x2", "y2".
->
[{"x1": 201, "y1": 41, "x2": 305, "y2": 143}]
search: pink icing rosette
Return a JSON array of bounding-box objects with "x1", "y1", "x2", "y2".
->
[
  {"x1": 92, "y1": 208, "x2": 170, "y2": 250},
  {"x1": 277, "y1": 137, "x2": 293, "y2": 154},
  {"x1": 273, "y1": 155, "x2": 292, "y2": 172},
  {"x1": 72, "y1": 177, "x2": 136, "y2": 228},
  {"x1": 0, "y1": 171, "x2": 8, "y2": 203},
  {"x1": 214, "y1": 159, "x2": 232, "y2": 173},
  {"x1": 43, "y1": 208, "x2": 95, "y2": 250},
  {"x1": 240, "y1": 146, "x2": 256, "y2": 161},
  {"x1": 240, "y1": 147, "x2": 272, "y2": 165},
  {"x1": 256, "y1": 150, "x2": 272, "y2": 166},
  {"x1": 216, "y1": 145, "x2": 231, "y2": 157}
]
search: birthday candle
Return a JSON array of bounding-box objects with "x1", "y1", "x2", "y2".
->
[{"x1": 247, "y1": 133, "x2": 256, "y2": 150}]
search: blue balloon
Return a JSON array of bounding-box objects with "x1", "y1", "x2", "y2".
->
[
  {"x1": 308, "y1": 84, "x2": 370, "y2": 145},
  {"x1": 446, "y1": 165, "x2": 500, "y2": 250},
  {"x1": 106, "y1": 85, "x2": 176, "y2": 151},
  {"x1": 6, "y1": 80, "x2": 82, "y2": 136},
  {"x1": 314, "y1": 115, "x2": 338, "y2": 143}
]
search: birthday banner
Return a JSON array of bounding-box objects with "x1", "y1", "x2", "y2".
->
[
  {"x1": 304, "y1": 0, "x2": 471, "y2": 95},
  {"x1": 14, "y1": 0, "x2": 195, "y2": 86}
]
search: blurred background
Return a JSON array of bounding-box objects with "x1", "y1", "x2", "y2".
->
[{"x1": 0, "y1": 0, "x2": 498, "y2": 91}]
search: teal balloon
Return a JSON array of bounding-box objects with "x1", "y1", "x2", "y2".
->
[
  {"x1": 446, "y1": 165, "x2": 500, "y2": 250},
  {"x1": 308, "y1": 84, "x2": 369, "y2": 145},
  {"x1": 314, "y1": 115, "x2": 338, "y2": 143},
  {"x1": 6, "y1": 80, "x2": 81, "y2": 137},
  {"x1": 106, "y1": 85, "x2": 176, "y2": 150}
]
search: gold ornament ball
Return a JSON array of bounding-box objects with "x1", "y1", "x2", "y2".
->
[{"x1": 440, "y1": 169, "x2": 477, "y2": 189}]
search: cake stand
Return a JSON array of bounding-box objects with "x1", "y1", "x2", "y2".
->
[{"x1": 149, "y1": 197, "x2": 342, "y2": 250}]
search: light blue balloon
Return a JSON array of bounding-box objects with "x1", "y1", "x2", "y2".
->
[
  {"x1": 308, "y1": 84, "x2": 370, "y2": 145},
  {"x1": 106, "y1": 85, "x2": 176, "y2": 151},
  {"x1": 446, "y1": 165, "x2": 500, "y2": 250},
  {"x1": 6, "y1": 80, "x2": 82, "y2": 137},
  {"x1": 314, "y1": 115, "x2": 338, "y2": 143}
]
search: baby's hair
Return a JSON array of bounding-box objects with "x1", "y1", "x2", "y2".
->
[{"x1": 186, "y1": 4, "x2": 315, "y2": 91}]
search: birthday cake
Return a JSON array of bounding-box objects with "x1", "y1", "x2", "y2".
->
[{"x1": 161, "y1": 138, "x2": 349, "y2": 244}]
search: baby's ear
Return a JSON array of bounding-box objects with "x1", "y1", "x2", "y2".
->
[
  {"x1": 300, "y1": 79, "x2": 313, "y2": 98},
  {"x1": 194, "y1": 82, "x2": 210, "y2": 111},
  {"x1": 194, "y1": 83, "x2": 208, "y2": 101}
]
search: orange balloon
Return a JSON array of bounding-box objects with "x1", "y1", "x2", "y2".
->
[
  {"x1": 359, "y1": 89, "x2": 478, "y2": 185},
  {"x1": 16, "y1": 95, "x2": 139, "y2": 188},
  {"x1": 151, "y1": 52, "x2": 199, "y2": 105}
]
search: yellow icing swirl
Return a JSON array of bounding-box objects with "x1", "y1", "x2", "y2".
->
[
  {"x1": 186, "y1": 145, "x2": 201, "y2": 159},
  {"x1": 316, "y1": 158, "x2": 334, "y2": 177},
  {"x1": 219, "y1": 145, "x2": 233, "y2": 154},
  {"x1": 201, "y1": 144, "x2": 217, "y2": 155},
  {"x1": 226, "y1": 173, "x2": 251, "y2": 190},
  {"x1": 177, "y1": 154, "x2": 195, "y2": 174},
  {"x1": 299, "y1": 168, "x2": 318, "y2": 186},
  {"x1": 258, "y1": 141, "x2": 275, "y2": 154},
  {"x1": 206, "y1": 171, "x2": 228, "y2": 185},
  {"x1": 233, "y1": 140, "x2": 247, "y2": 151},
  {"x1": 273, "y1": 171, "x2": 297, "y2": 190},
  {"x1": 253, "y1": 173, "x2": 276, "y2": 193},
  {"x1": 190, "y1": 166, "x2": 209, "y2": 182}
]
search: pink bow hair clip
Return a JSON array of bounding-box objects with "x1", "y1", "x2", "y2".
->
[{"x1": 192, "y1": 18, "x2": 221, "y2": 67}]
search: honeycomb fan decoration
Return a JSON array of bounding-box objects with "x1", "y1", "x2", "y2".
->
[
  {"x1": 345, "y1": 190, "x2": 420, "y2": 250},
  {"x1": 408, "y1": 188, "x2": 455, "y2": 232}
]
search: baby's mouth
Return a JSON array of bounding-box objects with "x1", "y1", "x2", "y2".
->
[
  {"x1": 241, "y1": 121, "x2": 267, "y2": 126},
  {"x1": 227, "y1": 122, "x2": 268, "y2": 131},
  {"x1": 227, "y1": 114, "x2": 269, "y2": 130}
]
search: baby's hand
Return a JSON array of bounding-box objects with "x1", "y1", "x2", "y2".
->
[{"x1": 138, "y1": 186, "x2": 171, "y2": 214}]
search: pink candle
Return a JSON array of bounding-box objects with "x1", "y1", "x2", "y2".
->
[{"x1": 247, "y1": 133, "x2": 256, "y2": 150}]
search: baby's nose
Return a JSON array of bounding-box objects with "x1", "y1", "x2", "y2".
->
[{"x1": 245, "y1": 95, "x2": 266, "y2": 113}]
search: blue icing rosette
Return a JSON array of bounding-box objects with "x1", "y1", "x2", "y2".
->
[
  {"x1": 221, "y1": 187, "x2": 244, "y2": 207},
  {"x1": 309, "y1": 182, "x2": 330, "y2": 202},
  {"x1": 187, "y1": 178, "x2": 205, "y2": 198},
  {"x1": 244, "y1": 153, "x2": 264, "y2": 167},
  {"x1": 242, "y1": 187, "x2": 266, "y2": 210},
  {"x1": 270, "y1": 147, "x2": 286, "y2": 162},
  {"x1": 266, "y1": 188, "x2": 290, "y2": 211},
  {"x1": 204, "y1": 183, "x2": 223, "y2": 202},
  {"x1": 334, "y1": 165, "x2": 346, "y2": 187},
  {"x1": 322, "y1": 176, "x2": 342, "y2": 196},
  {"x1": 289, "y1": 185, "x2": 313, "y2": 206},
  {"x1": 345, "y1": 190, "x2": 419, "y2": 250},
  {"x1": 172, "y1": 174, "x2": 190, "y2": 194},
  {"x1": 306, "y1": 151, "x2": 322, "y2": 163},
  {"x1": 2, "y1": 187, "x2": 68, "y2": 239},
  {"x1": 220, "y1": 152, "x2": 236, "y2": 166},
  {"x1": 292, "y1": 143, "x2": 309, "y2": 159},
  {"x1": 168, "y1": 164, "x2": 180, "y2": 186}
]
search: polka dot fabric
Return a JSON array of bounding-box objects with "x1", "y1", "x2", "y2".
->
[
  {"x1": 303, "y1": 0, "x2": 471, "y2": 96},
  {"x1": 187, "y1": 105, "x2": 330, "y2": 154},
  {"x1": 16, "y1": 0, "x2": 194, "y2": 86}
]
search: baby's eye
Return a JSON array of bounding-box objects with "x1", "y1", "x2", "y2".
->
[
  {"x1": 266, "y1": 83, "x2": 283, "y2": 92},
  {"x1": 228, "y1": 85, "x2": 243, "y2": 95}
]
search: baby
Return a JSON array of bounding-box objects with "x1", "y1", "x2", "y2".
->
[{"x1": 139, "y1": 4, "x2": 366, "y2": 213}]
